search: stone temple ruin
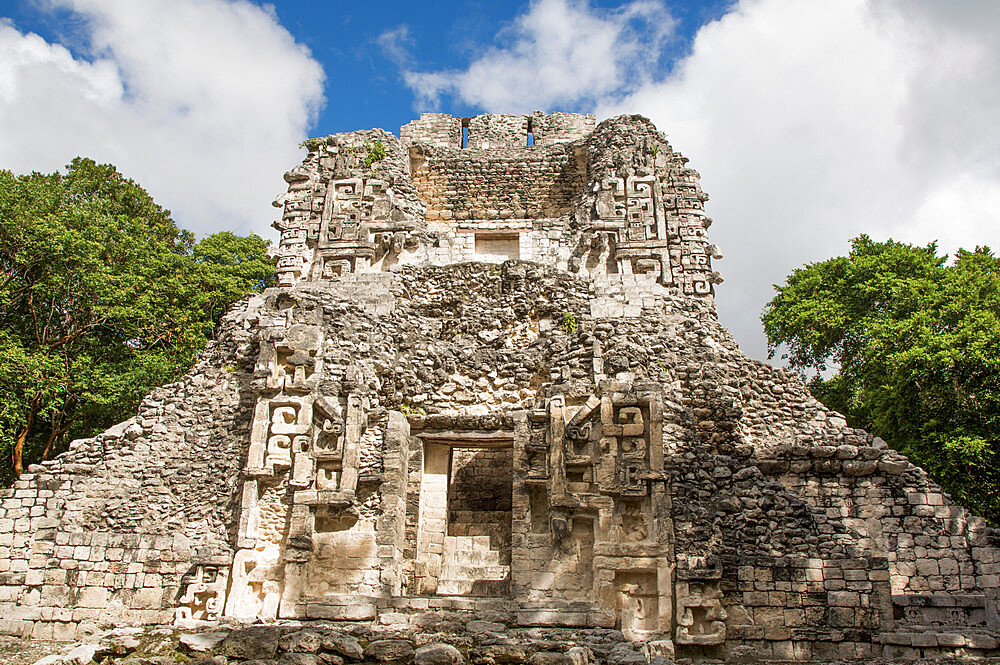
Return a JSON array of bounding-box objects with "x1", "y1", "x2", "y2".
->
[{"x1": 1, "y1": 112, "x2": 998, "y2": 662}]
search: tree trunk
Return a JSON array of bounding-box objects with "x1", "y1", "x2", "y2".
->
[
  {"x1": 41, "y1": 413, "x2": 71, "y2": 461},
  {"x1": 13, "y1": 395, "x2": 41, "y2": 478}
]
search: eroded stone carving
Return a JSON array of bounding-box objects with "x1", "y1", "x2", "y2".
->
[
  {"x1": 615, "y1": 570, "x2": 660, "y2": 641},
  {"x1": 271, "y1": 113, "x2": 721, "y2": 297},
  {"x1": 176, "y1": 564, "x2": 229, "y2": 622},
  {"x1": 675, "y1": 562, "x2": 727, "y2": 645}
]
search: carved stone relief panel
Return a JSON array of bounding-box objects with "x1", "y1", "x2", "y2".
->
[
  {"x1": 323, "y1": 178, "x2": 365, "y2": 238},
  {"x1": 532, "y1": 382, "x2": 673, "y2": 638},
  {"x1": 598, "y1": 386, "x2": 665, "y2": 499},
  {"x1": 320, "y1": 256, "x2": 352, "y2": 279},
  {"x1": 595, "y1": 177, "x2": 627, "y2": 222},
  {"x1": 261, "y1": 332, "x2": 321, "y2": 393},
  {"x1": 560, "y1": 395, "x2": 601, "y2": 495},
  {"x1": 591, "y1": 174, "x2": 673, "y2": 283},
  {"x1": 266, "y1": 389, "x2": 378, "y2": 621},
  {"x1": 304, "y1": 177, "x2": 392, "y2": 279},
  {"x1": 275, "y1": 252, "x2": 310, "y2": 287},
  {"x1": 247, "y1": 398, "x2": 313, "y2": 476},
  {"x1": 675, "y1": 563, "x2": 727, "y2": 645},
  {"x1": 594, "y1": 175, "x2": 662, "y2": 243},
  {"x1": 624, "y1": 176, "x2": 658, "y2": 242},
  {"x1": 542, "y1": 383, "x2": 666, "y2": 513},
  {"x1": 291, "y1": 392, "x2": 367, "y2": 502},
  {"x1": 312, "y1": 395, "x2": 344, "y2": 461},
  {"x1": 615, "y1": 570, "x2": 659, "y2": 640},
  {"x1": 225, "y1": 472, "x2": 293, "y2": 622},
  {"x1": 616, "y1": 498, "x2": 651, "y2": 543},
  {"x1": 524, "y1": 515, "x2": 595, "y2": 604},
  {"x1": 176, "y1": 564, "x2": 229, "y2": 622},
  {"x1": 226, "y1": 547, "x2": 283, "y2": 621}
]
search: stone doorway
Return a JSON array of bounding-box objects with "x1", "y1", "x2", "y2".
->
[{"x1": 415, "y1": 439, "x2": 512, "y2": 596}]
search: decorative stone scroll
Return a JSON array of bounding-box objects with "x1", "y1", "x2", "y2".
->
[
  {"x1": 176, "y1": 563, "x2": 229, "y2": 622},
  {"x1": 522, "y1": 380, "x2": 673, "y2": 639},
  {"x1": 592, "y1": 175, "x2": 672, "y2": 285},
  {"x1": 599, "y1": 384, "x2": 666, "y2": 499},
  {"x1": 246, "y1": 397, "x2": 312, "y2": 476},
  {"x1": 539, "y1": 381, "x2": 667, "y2": 509},
  {"x1": 310, "y1": 177, "x2": 391, "y2": 277},
  {"x1": 593, "y1": 176, "x2": 664, "y2": 243},
  {"x1": 273, "y1": 175, "x2": 396, "y2": 285},
  {"x1": 292, "y1": 393, "x2": 368, "y2": 503}
]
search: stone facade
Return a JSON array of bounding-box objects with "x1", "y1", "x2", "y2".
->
[{"x1": 0, "y1": 113, "x2": 998, "y2": 662}]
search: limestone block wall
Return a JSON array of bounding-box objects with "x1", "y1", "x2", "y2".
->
[
  {"x1": 755, "y1": 449, "x2": 998, "y2": 595},
  {"x1": 400, "y1": 113, "x2": 462, "y2": 149},
  {"x1": 532, "y1": 111, "x2": 596, "y2": 145},
  {"x1": 400, "y1": 112, "x2": 595, "y2": 150},
  {"x1": 0, "y1": 298, "x2": 259, "y2": 639},
  {"x1": 449, "y1": 448, "x2": 513, "y2": 512},
  {"x1": 410, "y1": 143, "x2": 585, "y2": 223},
  {"x1": 725, "y1": 555, "x2": 892, "y2": 661}
]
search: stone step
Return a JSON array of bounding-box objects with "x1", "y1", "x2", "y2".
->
[
  {"x1": 444, "y1": 535, "x2": 494, "y2": 553},
  {"x1": 439, "y1": 564, "x2": 510, "y2": 581},
  {"x1": 436, "y1": 575, "x2": 511, "y2": 597},
  {"x1": 443, "y1": 540, "x2": 502, "y2": 566},
  {"x1": 446, "y1": 550, "x2": 502, "y2": 567}
]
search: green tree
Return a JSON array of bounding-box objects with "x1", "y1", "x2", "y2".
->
[
  {"x1": 0, "y1": 158, "x2": 276, "y2": 482},
  {"x1": 762, "y1": 235, "x2": 1000, "y2": 524}
]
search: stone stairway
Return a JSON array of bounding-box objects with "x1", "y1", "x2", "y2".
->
[{"x1": 437, "y1": 535, "x2": 510, "y2": 596}]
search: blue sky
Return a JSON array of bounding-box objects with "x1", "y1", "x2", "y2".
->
[
  {"x1": 1, "y1": 0, "x2": 999, "y2": 359},
  {"x1": 3, "y1": 0, "x2": 733, "y2": 135}
]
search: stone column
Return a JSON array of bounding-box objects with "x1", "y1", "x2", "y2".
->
[{"x1": 415, "y1": 441, "x2": 450, "y2": 594}]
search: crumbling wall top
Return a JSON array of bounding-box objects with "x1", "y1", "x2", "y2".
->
[
  {"x1": 531, "y1": 110, "x2": 596, "y2": 146},
  {"x1": 400, "y1": 111, "x2": 596, "y2": 150},
  {"x1": 400, "y1": 113, "x2": 462, "y2": 150}
]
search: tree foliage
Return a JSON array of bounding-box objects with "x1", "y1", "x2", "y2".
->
[
  {"x1": 762, "y1": 235, "x2": 1000, "y2": 524},
  {"x1": 0, "y1": 158, "x2": 276, "y2": 483}
]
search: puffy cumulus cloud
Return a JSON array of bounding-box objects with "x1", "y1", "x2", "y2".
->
[
  {"x1": 388, "y1": 0, "x2": 1000, "y2": 359},
  {"x1": 0, "y1": 0, "x2": 325, "y2": 238},
  {"x1": 394, "y1": 0, "x2": 676, "y2": 112}
]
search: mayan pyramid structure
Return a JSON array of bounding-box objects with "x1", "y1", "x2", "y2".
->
[{"x1": 0, "y1": 112, "x2": 997, "y2": 661}]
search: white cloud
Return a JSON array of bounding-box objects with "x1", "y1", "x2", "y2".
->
[
  {"x1": 395, "y1": 0, "x2": 676, "y2": 112},
  {"x1": 377, "y1": 25, "x2": 414, "y2": 68},
  {"x1": 391, "y1": 0, "x2": 1000, "y2": 360},
  {"x1": 601, "y1": 0, "x2": 1000, "y2": 359},
  {"x1": 0, "y1": 0, "x2": 325, "y2": 239}
]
